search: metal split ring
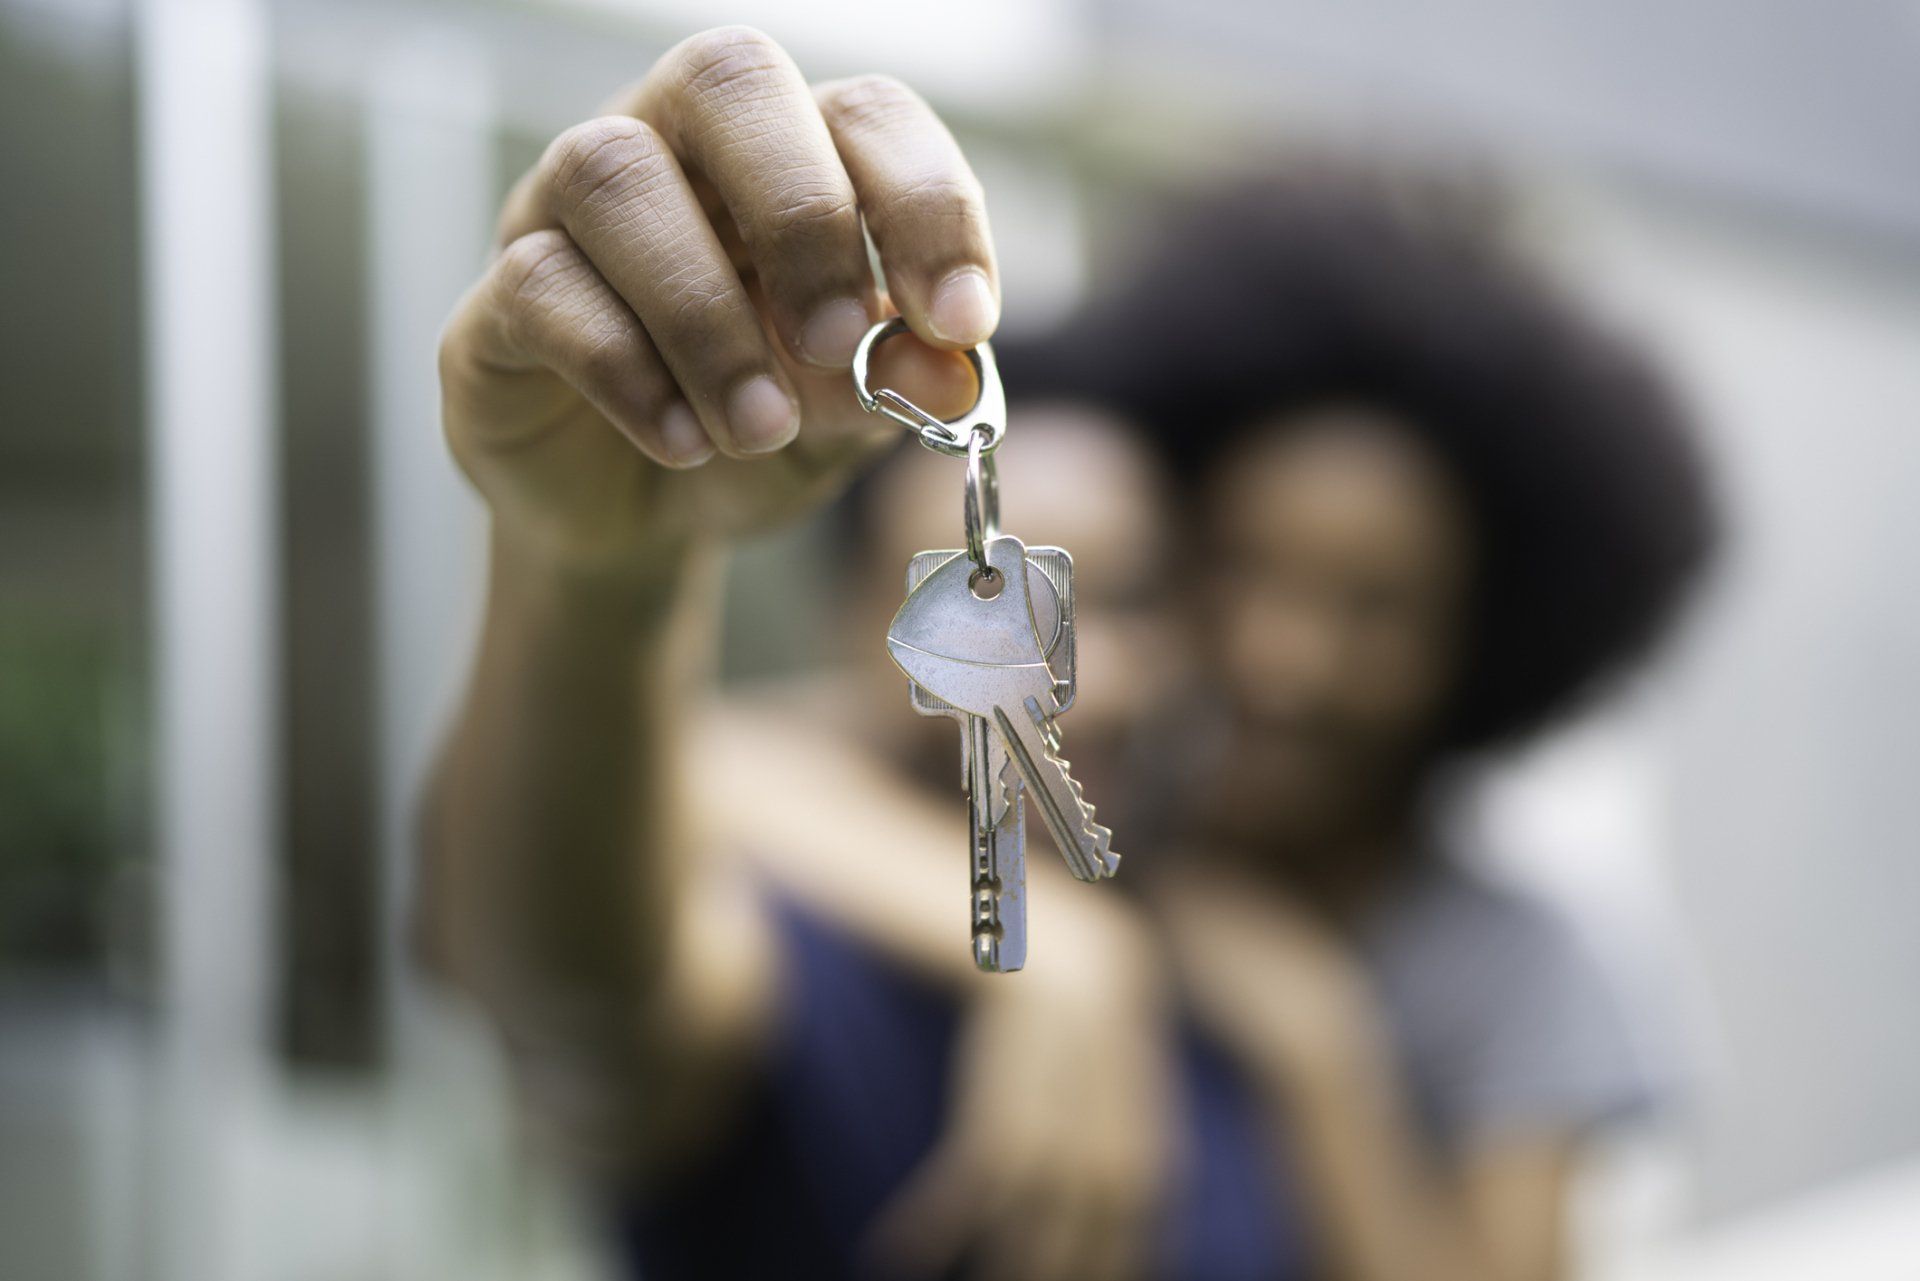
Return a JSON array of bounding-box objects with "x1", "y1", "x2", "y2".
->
[
  {"x1": 963, "y1": 425, "x2": 1000, "y2": 575},
  {"x1": 851, "y1": 316, "x2": 1007, "y2": 458}
]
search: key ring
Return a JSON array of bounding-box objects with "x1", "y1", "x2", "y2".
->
[
  {"x1": 851, "y1": 316, "x2": 1006, "y2": 458},
  {"x1": 963, "y1": 425, "x2": 1000, "y2": 577}
]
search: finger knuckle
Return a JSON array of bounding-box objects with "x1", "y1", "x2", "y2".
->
[
  {"x1": 661, "y1": 279, "x2": 739, "y2": 348},
  {"x1": 494, "y1": 230, "x2": 581, "y2": 336},
  {"x1": 820, "y1": 73, "x2": 924, "y2": 133},
  {"x1": 437, "y1": 311, "x2": 480, "y2": 394},
  {"x1": 576, "y1": 326, "x2": 648, "y2": 400},
  {"x1": 893, "y1": 169, "x2": 984, "y2": 226},
  {"x1": 760, "y1": 181, "x2": 857, "y2": 244},
  {"x1": 669, "y1": 25, "x2": 785, "y2": 105},
  {"x1": 543, "y1": 116, "x2": 668, "y2": 216}
]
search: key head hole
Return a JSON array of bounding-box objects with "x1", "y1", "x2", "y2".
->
[{"x1": 969, "y1": 567, "x2": 1003, "y2": 600}]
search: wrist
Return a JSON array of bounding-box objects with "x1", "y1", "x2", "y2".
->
[
  {"x1": 486, "y1": 521, "x2": 720, "y2": 647},
  {"x1": 491, "y1": 516, "x2": 700, "y2": 597}
]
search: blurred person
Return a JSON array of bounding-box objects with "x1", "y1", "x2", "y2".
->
[
  {"x1": 421, "y1": 26, "x2": 1713, "y2": 1281},
  {"x1": 983, "y1": 174, "x2": 1715, "y2": 1281},
  {"x1": 711, "y1": 407, "x2": 1186, "y2": 992},
  {"x1": 705, "y1": 410, "x2": 1189, "y2": 1280}
]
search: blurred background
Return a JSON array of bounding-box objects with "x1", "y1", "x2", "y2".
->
[{"x1": 2, "y1": 0, "x2": 1917, "y2": 1277}]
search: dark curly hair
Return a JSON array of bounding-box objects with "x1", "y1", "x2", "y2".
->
[{"x1": 999, "y1": 167, "x2": 1717, "y2": 752}]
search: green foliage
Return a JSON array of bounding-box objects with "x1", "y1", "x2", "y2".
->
[{"x1": 0, "y1": 619, "x2": 140, "y2": 967}]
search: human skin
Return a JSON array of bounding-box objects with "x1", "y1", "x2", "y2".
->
[
  {"x1": 423, "y1": 23, "x2": 999, "y2": 1165},
  {"x1": 760, "y1": 413, "x2": 1586, "y2": 1281},
  {"x1": 422, "y1": 26, "x2": 1584, "y2": 1278},
  {"x1": 1156, "y1": 413, "x2": 1576, "y2": 1281}
]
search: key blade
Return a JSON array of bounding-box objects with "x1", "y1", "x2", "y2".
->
[
  {"x1": 971, "y1": 787, "x2": 1028, "y2": 972},
  {"x1": 992, "y1": 699, "x2": 1118, "y2": 882},
  {"x1": 968, "y1": 716, "x2": 1026, "y2": 972},
  {"x1": 978, "y1": 715, "x2": 1016, "y2": 831}
]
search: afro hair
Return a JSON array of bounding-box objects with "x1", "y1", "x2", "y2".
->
[{"x1": 999, "y1": 167, "x2": 1717, "y2": 752}]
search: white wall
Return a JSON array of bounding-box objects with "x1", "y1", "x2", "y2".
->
[{"x1": 1569, "y1": 191, "x2": 1920, "y2": 1215}]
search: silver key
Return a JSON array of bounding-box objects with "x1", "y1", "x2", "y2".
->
[
  {"x1": 853, "y1": 313, "x2": 1117, "y2": 969},
  {"x1": 904, "y1": 548, "x2": 1075, "y2": 972},
  {"x1": 965, "y1": 716, "x2": 1025, "y2": 971},
  {"x1": 910, "y1": 551, "x2": 1076, "y2": 714},
  {"x1": 888, "y1": 534, "x2": 1118, "y2": 883}
]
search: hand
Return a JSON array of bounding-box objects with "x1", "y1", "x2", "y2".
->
[
  {"x1": 439, "y1": 26, "x2": 994, "y2": 572},
  {"x1": 1160, "y1": 864, "x2": 1382, "y2": 1092},
  {"x1": 865, "y1": 916, "x2": 1177, "y2": 1281}
]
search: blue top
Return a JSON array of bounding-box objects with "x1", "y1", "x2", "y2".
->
[
  {"x1": 615, "y1": 898, "x2": 1314, "y2": 1280},
  {"x1": 614, "y1": 863, "x2": 1663, "y2": 1278}
]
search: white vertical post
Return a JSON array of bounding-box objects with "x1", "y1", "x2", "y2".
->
[
  {"x1": 363, "y1": 22, "x2": 494, "y2": 1043},
  {"x1": 136, "y1": 0, "x2": 278, "y2": 1278},
  {"x1": 363, "y1": 31, "x2": 497, "y2": 1277}
]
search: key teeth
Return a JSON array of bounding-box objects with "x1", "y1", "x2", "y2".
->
[
  {"x1": 996, "y1": 756, "x2": 1019, "y2": 819},
  {"x1": 998, "y1": 737, "x2": 1119, "y2": 881},
  {"x1": 1082, "y1": 815, "x2": 1119, "y2": 879}
]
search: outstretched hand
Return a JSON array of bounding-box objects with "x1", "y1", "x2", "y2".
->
[{"x1": 440, "y1": 26, "x2": 992, "y2": 571}]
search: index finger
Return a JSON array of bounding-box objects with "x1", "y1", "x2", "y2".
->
[
  {"x1": 814, "y1": 74, "x2": 1000, "y2": 351},
  {"x1": 622, "y1": 27, "x2": 880, "y2": 368}
]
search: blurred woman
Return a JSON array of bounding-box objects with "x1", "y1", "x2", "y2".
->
[
  {"x1": 992, "y1": 177, "x2": 1715, "y2": 1280},
  {"x1": 421, "y1": 26, "x2": 1713, "y2": 1281}
]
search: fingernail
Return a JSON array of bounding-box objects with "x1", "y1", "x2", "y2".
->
[
  {"x1": 927, "y1": 268, "x2": 997, "y2": 346},
  {"x1": 659, "y1": 402, "x2": 714, "y2": 467},
  {"x1": 800, "y1": 297, "x2": 870, "y2": 367},
  {"x1": 728, "y1": 375, "x2": 799, "y2": 454}
]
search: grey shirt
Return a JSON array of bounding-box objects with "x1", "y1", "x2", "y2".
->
[{"x1": 1360, "y1": 861, "x2": 1668, "y2": 1148}]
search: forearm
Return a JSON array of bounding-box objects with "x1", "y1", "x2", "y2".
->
[
  {"x1": 705, "y1": 699, "x2": 1149, "y2": 992},
  {"x1": 420, "y1": 529, "x2": 720, "y2": 1036},
  {"x1": 713, "y1": 711, "x2": 986, "y2": 990}
]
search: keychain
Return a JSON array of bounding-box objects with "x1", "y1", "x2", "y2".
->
[{"x1": 853, "y1": 317, "x2": 1119, "y2": 974}]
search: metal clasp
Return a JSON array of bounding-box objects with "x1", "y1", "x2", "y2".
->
[{"x1": 851, "y1": 316, "x2": 1006, "y2": 458}]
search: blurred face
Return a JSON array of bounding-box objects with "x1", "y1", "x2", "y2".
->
[
  {"x1": 866, "y1": 405, "x2": 1183, "y2": 815},
  {"x1": 1196, "y1": 408, "x2": 1471, "y2": 850}
]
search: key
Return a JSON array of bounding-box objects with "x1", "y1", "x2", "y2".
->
[
  {"x1": 966, "y1": 717, "x2": 1025, "y2": 971},
  {"x1": 888, "y1": 534, "x2": 1119, "y2": 883},
  {"x1": 852, "y1": 314, "x2": 1118, "y2": 967},
  {"x1": 904, "y1": 548, "x2": 1074, "y2": 972},
  {"x1": 907, "y1": 547, "x2": 1075, "y2": 811}
]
